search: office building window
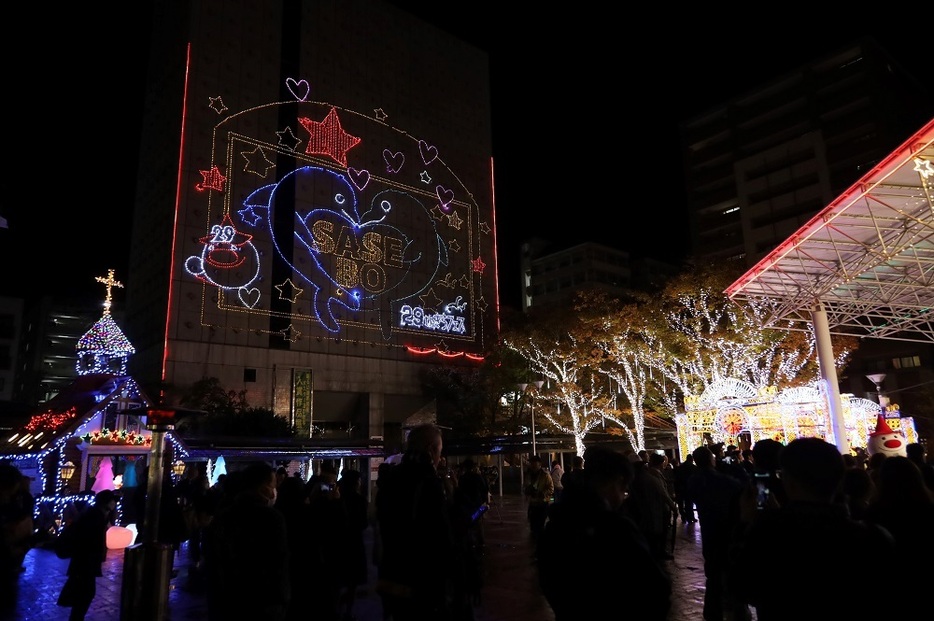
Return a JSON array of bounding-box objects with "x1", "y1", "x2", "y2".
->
[
  {"x1": 891, "y1": 356, "x2": 920, "y2": 369},
  {"x1": 0, "y1": 313, "x2": 13, "y2": 339}
]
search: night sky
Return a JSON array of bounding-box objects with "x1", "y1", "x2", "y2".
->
[{"x1": 2, "y1": 4, "x2": 928, "y2": 312}]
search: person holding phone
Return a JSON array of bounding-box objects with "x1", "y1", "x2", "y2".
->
[
  {"x1": 750, "y1": 439, "x2": 786, "y2": 510},
  {"x1": 375, "y1": 424, "x2": 465, "y2": 620},
  {"x1": 731, "y1": 438, "x2": 900, "y2": 620}
]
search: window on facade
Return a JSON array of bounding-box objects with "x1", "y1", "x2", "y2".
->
[
  {"x1": 891, "y1": 356, "x2": 920, "y2": 369},
  {"x1": 244, "y1": 368, "x2": 257, "y2": 382},
  {"x1": 0, "y1": 313, "x2": 14, "y2": 339}
]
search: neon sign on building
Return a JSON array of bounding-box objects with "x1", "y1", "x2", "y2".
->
[{"x1": 183, "y1": 82, "x2": 494, "y2": 356}]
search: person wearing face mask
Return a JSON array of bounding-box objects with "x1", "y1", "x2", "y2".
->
[{"x1": 203, "y1": 461, "x2": 290, "y2": 621}]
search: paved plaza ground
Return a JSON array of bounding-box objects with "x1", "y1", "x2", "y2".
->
[{"x1": 9, "y1": 494, "x2": 728, "y2": 621}]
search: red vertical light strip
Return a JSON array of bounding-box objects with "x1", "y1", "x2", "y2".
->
[
  {"x1": 490, "y1": 156, "x2": 500, "y2": 334},
  {"x1": 161, "y1": 42, "x2": 193, "y2": 397}
]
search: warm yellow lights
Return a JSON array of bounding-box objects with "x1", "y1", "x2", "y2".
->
[{"x1": 60, "y1": 461, "x2": 76, "y2": 481}]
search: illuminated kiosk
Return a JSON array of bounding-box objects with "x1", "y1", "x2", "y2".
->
[{"x1": 674, "y1": 378, "x2": 918, "y2": 457}]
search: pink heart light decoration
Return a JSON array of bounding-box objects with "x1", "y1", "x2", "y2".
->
[
  {"x1": 383, "y1": 150, "x2": 404, "y2": 174},
  {"x1": 435, "y1": 185, "x2": 454, "y2": 209},
  {"x1": 348, "y1": 167, "x2": 370, "y2": 190},
  {"x1": 418, "y1": 140, "x2": 439, "y2": 164},
  {"x1": 286, "y1": 77, "x2": 310, "y2": 101}
]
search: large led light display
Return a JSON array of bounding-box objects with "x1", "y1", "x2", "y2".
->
[
  {"x1": 675, "y1": 379, "x2": 918, "y2": 457},
  {"x1": 181, "y1": 78, "x2": 495, "y2": 357}
]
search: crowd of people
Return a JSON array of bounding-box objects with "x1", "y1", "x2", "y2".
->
[
  {"x1": 4, "y1": 427, "x2": 934, "y2": 621},
  {"x1": 534, "y1": 438, "x2": 934, "y2": 621},
  {"x1": 181, "y1": 424, "x2": 493, "y2": 621}
]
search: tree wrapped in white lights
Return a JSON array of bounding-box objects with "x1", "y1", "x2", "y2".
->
[
  {"x1": 501, "y1": 304, "x2": 616, "y2": 457},
  {"x1": 574, "y1": 289, "x2": 656, "y2": 453},
  {"x1": 501, "y1": 264, "x2": 859, "y2": 456},
  {"x1": 645, "y1": 264, "x2": 856, "y2": 414}
]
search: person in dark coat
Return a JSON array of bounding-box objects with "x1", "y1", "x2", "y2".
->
[
  {"x1": 523, "y1": 455, "x2": 554, "y2": 545},
  {"x1": 560, "y1": 455, "x2": 585, "y2": 491},
  {"x1": 56, "y1": 489, "x2": 117, "y2": 621},
  {"x1": 307, "y1": 467, "x2": 344, "y2": 620},
  {"x1": 861, "y1": 455, "x2": 934, "y2": 599},
  {"x1": 375, "y1": 423, "x2": 460, "y2": 621},
  {"x1": 537, "y1": 445, "x2": 671, "y2": 621},
  {"x1": 204, "y1": 462, "x2": 290, "y2": 621},
  {"x1": 731, "y1": 437, "x2": 902, "y2": 620},
  {"x1": 1, "y1": 463, "x2": 35, "y2": 613},
  {"x1": 274, "y1": 475, "x2": 318, "y2": 621},
  {"x1": 453, "y1": 459, "x2": 490, "y2": 548},
  {"x1": 337, "y1": 468, "x2": 370, "y2": 621},
  {"x1": 687, "y1": 445, "x2": 749, "y2": 621},
  {"x1": 673, "y1": 454, "x2": 699, "y2": 522}
]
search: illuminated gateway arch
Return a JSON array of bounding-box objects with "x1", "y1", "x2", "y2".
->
[{"x1": 675, "y1": 378, "x2": 918, "y2": 458}]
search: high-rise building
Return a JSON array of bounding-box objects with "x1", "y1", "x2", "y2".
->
[
  {"x1": 683, "y1": 37, "x2": 933, "y2": 265},
  {"x1": 519, "y1": 239, "x2": 678, "y2": 311},
  {"x1": 13, "y1": 297, "x2": 104, "y2": 406},
  {"x1": 124, "y1": 1, "x2": 497, "y2": 443}
]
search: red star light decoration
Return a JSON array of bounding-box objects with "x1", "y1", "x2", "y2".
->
[
  {"x1": 196, "y1": 166, "x2": 227, "y2": 192},
  {"x1": 299, "y1": 107, "x2": 361, "y2": 167},
  {"x1": 471, "y1": 256, "x2": 486, "y2": 273}
]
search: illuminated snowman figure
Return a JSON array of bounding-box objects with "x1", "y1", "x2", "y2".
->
[{"x1": 866, "y1": 414, "x2": 907, "y2": 458}]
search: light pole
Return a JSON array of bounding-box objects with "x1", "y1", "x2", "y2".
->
[
  {"x1": 121, "y1": 407, "x2": 200, "y2": 621},
  {"x1": 866, "y1": 373, "x2": 889, "y2": 407},
  {"x1": 518, "y1": 380, "x2": 544, "y2": 456}
]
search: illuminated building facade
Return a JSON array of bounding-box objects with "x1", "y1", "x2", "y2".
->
[{"x1": 125, "y1": 0, "x2": 496, "y2": 442}]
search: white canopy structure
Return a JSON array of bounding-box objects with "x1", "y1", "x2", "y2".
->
[{"x1": 726, "y1": 119, "x2": 933, "y2": 452}]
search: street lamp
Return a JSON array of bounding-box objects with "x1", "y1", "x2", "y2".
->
[
  {"x1": 866, "y1": 373, "x2": 889, "y2": 407},
  {"x1": 171, "y1": 460, "x2": 186, "y2": 478},
  {"x1": 518, "y1": 381, "x2": 545, "y2": 456}
]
